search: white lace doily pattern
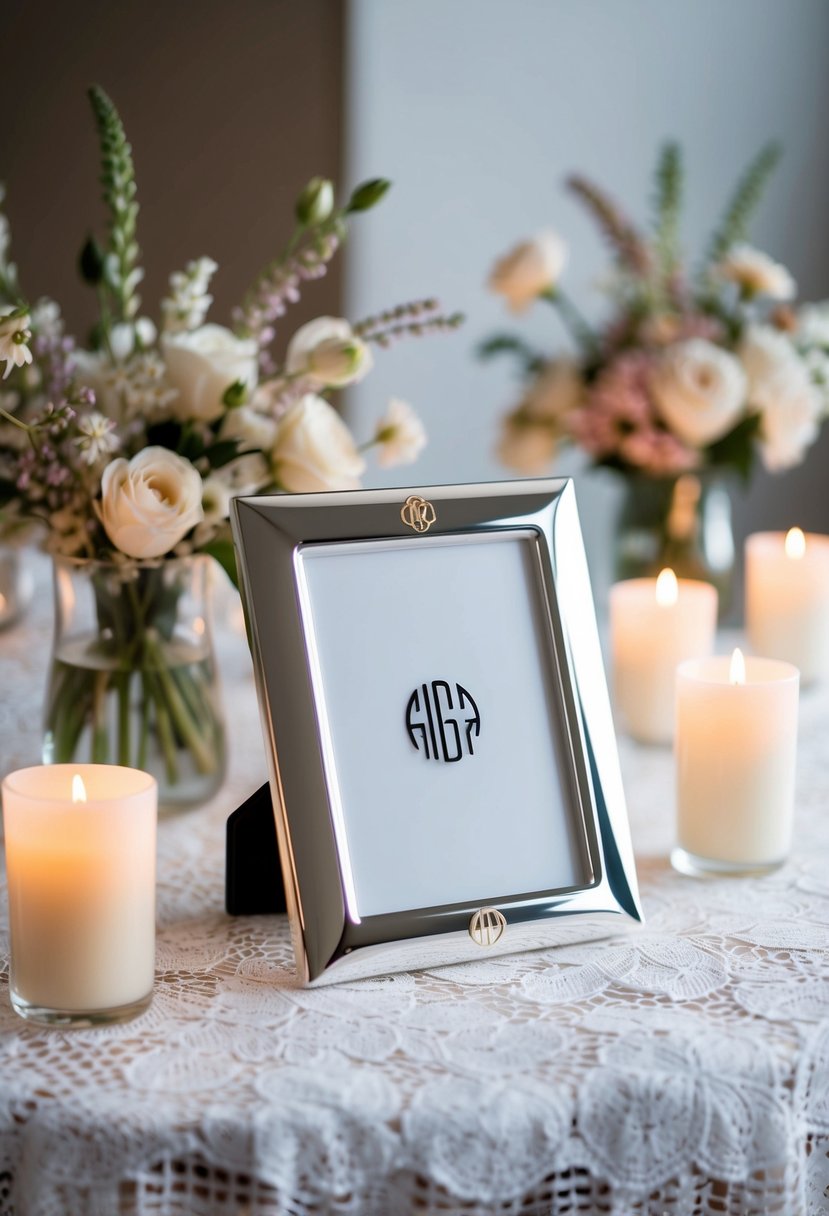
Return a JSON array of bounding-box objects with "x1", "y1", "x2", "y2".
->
[{"x1": 1, "y1": 553, "x2": 828, "y2": 1215}]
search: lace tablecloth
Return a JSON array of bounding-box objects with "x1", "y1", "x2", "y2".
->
[{"x1": 1, "y1": 554, "x2": 828, "y2": 1216}]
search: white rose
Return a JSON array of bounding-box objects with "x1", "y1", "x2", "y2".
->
[
  {"x1": 740, "y1": 328, "x2": 823, "y2": 470},
  {"x1": 650, "y1": 339, "x2": 747, "y2": 447},
  {"x1": 523, "y1": 359, "x2": 583, "y2": 421},
  {"x1": 272, "y1": 394, "x2": 366, "y2": 492},
  {"x1": 162, "y1": 324, "x2": 258, "y2": 422},
  {"x1": 487, "y1": 231, "x2": 567, "y2": 313},
  {"x1": 374, "y1": 398, "x2": 427, "y2": 468},
  {"x1": 221, "y1": 405, "x2": 278, "y2": 452},
  {"x1": 285, "y1": 317, "x2": 373, "y2": 388},
  {"x1": 100, "y1": 447, "x2": 204, "y2": 559},
  {"x1": 496, "y1": 415, "x2": 557, "y2": 474},
  {"x1": 212, "y1": 451, "x2": 271, "y2": 496},
  {"x1": 715, "y1": 244, "x2": 795, "y2": 300}
]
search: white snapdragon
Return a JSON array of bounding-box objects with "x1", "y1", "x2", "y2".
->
[
  {"x1": 374, "y1": 399, "x2": 427, "y2": 468},
  {"x1": 650, "y1": 339, "x2": 747, "y2": 447},
  {"x1": 285, "y1": 317, "x2": 373, "y2": 388},
  {"x1": 162, "y1": 257, "x2": 219, "y2": 334},
  {"x1": 488, "y1": 231, "x2": 568, "y2": 313},
  {"x1": 99, "y1": 447, "x2": 204, "y2": 559}
]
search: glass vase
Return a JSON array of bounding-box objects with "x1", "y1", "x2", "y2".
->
[
  {"x1": 613, "y1": 472, "x2": 735, "y2": 615},
  {"x1": 42, "y1": 555, "x2": 226, "y2": 812}
]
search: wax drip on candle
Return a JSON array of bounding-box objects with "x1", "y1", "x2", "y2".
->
[
  {"x1": 655, "y1": 568, "x2": 679, "y2": 607},
  {"x1": 785, "y1": 527, "x2": 806, "y2": 560},
  {"x1": 71, "y1": 774, "x2": 87, "y2": 804},
  {"x1": 729, "y1": 647, "x2": 746, "y2": 686}
]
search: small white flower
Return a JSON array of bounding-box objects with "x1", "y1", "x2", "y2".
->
[
  {"x1": 740, "y1": 326, "x2": 823, "y2": 470},
  {"x1": 162, "y1": 257, "x2": 219, "y2": 333},
  {"x1": 272, "y1": 393, "x2": 365, "y2": 492},
  {"x1": 650, "y1": 338, "x2": 747, "y2": 447},
  {"x1": 30, "y1": 297, "x2": 63, "y2": 340},
  {"x1": 715, "y1": 244, "x2": 795, "y2": 300},
  {"x1": 285, "y1": 317, "x2": 373, "y2": 389},
  {"x1": 75, "y1": 411, "x2": 119, "y2": 465},
  {"x1": 0, "y1": 309, "x2": 32, "y2": 380},
  {"x1": 797, "y1": 302, "x2": 829, "y2": 349},
  {"x1": 488, "y1": 231, "x2": 567, "y2": 313},
  {"x1": 201, "y1": 475, "x2": 232, "y2": 525},
  {"x1": 374, "y1": 399, "x2": 427, "y2": 468}
]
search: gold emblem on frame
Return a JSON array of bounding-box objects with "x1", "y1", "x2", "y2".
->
[
  {"x1": 401, "y1": 495, "x2": 436, "y2": 533},
  {"x1": 469, "y1": 907, "x2": 507, "y2": 947}
]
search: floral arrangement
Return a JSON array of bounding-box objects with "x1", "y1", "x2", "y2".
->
[
  {"x1": 0, "y1": 86, "x2": 460, "y2": 798},
  {"x1": 0, "y1": 86, "x2": 461, "y2": 579},
  {"x1": 484, "y1": 143, "x2": 828, "y2": 483}
]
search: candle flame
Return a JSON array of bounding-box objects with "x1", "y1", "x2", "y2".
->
[
  {"x1": 71, "y1": 774, "x2": 87, "y2": 804},
  {"x1": 729, "y1": 647, "x2": 747, "y2": 686},
  {"x1": 655, "y1": 567, "x2": 679, "y2": 607},
  {"x1": 785, "y1": 527, "x2": 806, "y2": 560}
]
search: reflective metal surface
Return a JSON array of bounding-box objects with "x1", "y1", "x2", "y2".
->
[{"x1": 231, "y1": 479, "x2": 643, "y2": 985}]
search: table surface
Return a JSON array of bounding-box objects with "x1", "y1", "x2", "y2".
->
[{"x1": 1, "y1": 554, "x2": 828, "y2": 1216}]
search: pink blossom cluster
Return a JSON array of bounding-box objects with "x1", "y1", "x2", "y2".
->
[{"x1": 568, "y1": 350, "x2": 698, "y2": 476}]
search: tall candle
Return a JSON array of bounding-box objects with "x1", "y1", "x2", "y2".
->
[
  {"x1": 2, "y1": 764, "x2": 156, "y2": 1025},
  {"x1": 610, "y1": 569, "x2": 718, "y2": 744},
  {"x1": 673, "y1": 649, "x2": 799, "y2": 876},
  {"x1": 746, "y1": 528, "x2": 829, "y2": 684}
]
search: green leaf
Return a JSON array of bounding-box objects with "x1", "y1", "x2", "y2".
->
[
  {"x1": 204, "y1": 439, "x2": 242, "y2": 470},
  {"x1": 221, "y1": 379, "x2": 248, "y2": 409},
  {"x1": 476, "y1": 333, "x2": 544, "y2": 374},
  {"x1": 203, "y1": 537, "x2": 239, "y2": 588},
  {"x1": 706, "y1": 143, "x2": 782, "y2": 265},
  {"x1": 705, "y1": 412, "x2": 762, "y2": 481},
  {"x1": 346, "y1": 178, "x2": 391, "y2": 213},
  {"x1": 652, "y1": 142, "x2": 682, "y2": 282}
]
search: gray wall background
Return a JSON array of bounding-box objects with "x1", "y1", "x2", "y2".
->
[{"x1": 345, "y1": 0, "x2": 829, "y2": 604}]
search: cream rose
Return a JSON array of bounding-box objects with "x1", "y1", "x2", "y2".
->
[
  {"x1": 272, "y1": 394, "x2": 365, "y2": 492},
  {"x1": 162, "y1": 324, "x2": 258, "y2": 422},
  {"x1": 523, "y1": 358, "x2": 583, "y2": 421},
  {"x1": 100, "y1": 447, "x2": 204, "y2": 558},
  {"x1": 496, "y1": 415, "x2": 556, "y2": 474},
  {"x1": 716, "y1": 244, "x2": 795, "y2": 300},
  {"x1": 488, "y1": 231, "x2": 567, "y2": 313},
  {"x1": 220, "y1": 405, "x2": 278, "y2": 452},
  {"x1": 650, "y1": 339, "x2": 747, "y2": 447},
  {"x1": 374, "y1": 398, "x2": 427, "y2": 468},
  {"x1": 285, "y1": 317, "x2": 373, "y2": 388},
  {"x1": 740, "y1": 327, "x2": 823, "y2": 470}
]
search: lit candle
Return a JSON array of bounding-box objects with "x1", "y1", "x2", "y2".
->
[
  {"x1": 673, "y1": 648, "x2": 799, "y2": 876},
  {"x1": 745, "y1": 528, "x2": 829, "y2": 684},
  {"x1": 610, "y1": 569, "x2": 718, "y2": 744},
  {"x1": 2, "y1": 764, "x2": 157, "y2": 1026}
]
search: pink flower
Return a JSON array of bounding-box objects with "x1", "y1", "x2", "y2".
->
[{"x1": 619, "y1": 428, "x2": 699, "y2": 476}]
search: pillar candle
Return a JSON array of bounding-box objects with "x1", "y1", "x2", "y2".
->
[
  {"x1": 610, "y1": 569, "x2": 718, "y2": 744},
  {"x1": 673, "y1": 649, "x2": 799, "y2": 876},
  {"x1": 746, "y1": 528, "x2": 829, "y2": 685},
  {"x1": 2, "y1": 764, "x2": 157, "y2": 1025}
]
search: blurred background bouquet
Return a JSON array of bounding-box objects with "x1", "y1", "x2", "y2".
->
[
  {"x1": 0, "y1": 86, "x2": 460, "y2": 806},
  {"x1": 484, "y1": 143, "x2": 828, "y2": 600}
]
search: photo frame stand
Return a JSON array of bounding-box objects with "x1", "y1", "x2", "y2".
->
[{"x1": 225, "y1": 783, "x2": 286, "y2": 915}]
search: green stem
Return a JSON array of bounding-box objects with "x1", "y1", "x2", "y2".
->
[
  {"x1": 91, "y1": 670, "x2": 110, "y2": 763},
  {"x1": 137, "y1": 673, "x2": 151, "y2": 772},
  {"x1": 145, "y1": 634, "x2": 215, "y2": 774},
  {"x1": 117, "y1": 671, "x2": 131, "y2": 766},
  {"x1": 150, "y1": 678, "x2": 178, "y2": 786},
  {"x1": 543, "y1": 287, "x2": 599, "y2": 359}
]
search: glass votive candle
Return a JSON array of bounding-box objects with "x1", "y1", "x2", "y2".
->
[
  {"x1": 2, "y1": 764, "x2": 157, "y2": 1026},
  {"x1": 672, "y1": 649, "x2": 799, "y2": 877}
]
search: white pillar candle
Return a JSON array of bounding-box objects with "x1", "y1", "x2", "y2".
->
[
  {"x1": 2, "y1": 764, "x2": 157, "y2": 1025},
  {"x1": 673, "y1": 648, "x2": 799, "y2": 876},
  {"x1": 610, "y1": 570, "x2": 718, "y2": 744},
  {"x1": 746, "y1": 528, "x2": 829, "y2": 685}
]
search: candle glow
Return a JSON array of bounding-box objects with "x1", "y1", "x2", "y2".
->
[
  {"x1": 729, "y1": 647, "x2": 746, "y2": 686},
  {"x1": 655, "y1": 567, "x2": 679, "y2": 607},
  {"x1": 71, "y1": 774, "x2": 87, "y2": 804},
  {"x1": 785, "y1": 527, "x2": 806, "y2": 560}
]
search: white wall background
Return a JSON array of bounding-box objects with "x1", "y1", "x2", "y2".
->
[{"x1": 344, "y1": 0, "x2": 829, "y2": 604}]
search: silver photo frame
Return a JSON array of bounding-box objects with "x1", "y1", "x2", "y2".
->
[{"x1": 231, "y1": 479, "x2": 642, "y2": 986}]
